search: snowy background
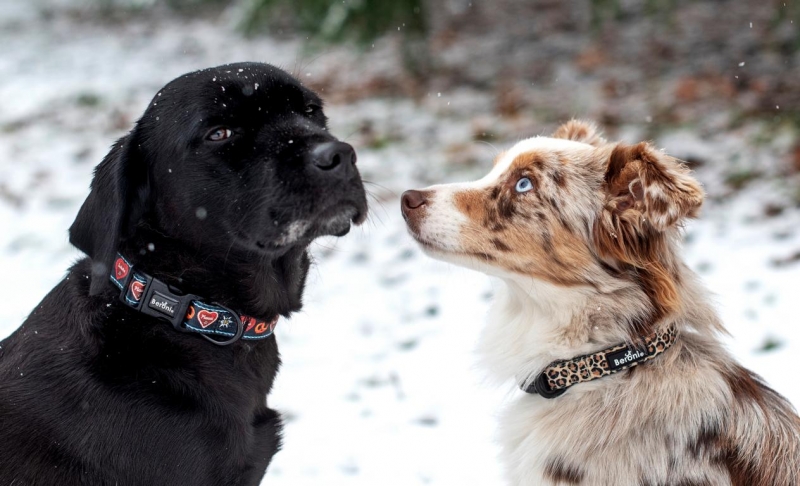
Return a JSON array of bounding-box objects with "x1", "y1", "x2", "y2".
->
[{"x1": 0, "y1": 1, "x2": 798, "y2": 484}]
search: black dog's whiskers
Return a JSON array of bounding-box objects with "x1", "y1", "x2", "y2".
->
[
  {"x1": 310, "y1": 238, "x2": 344, "y2": 254},
  {"x1": 362, "y1": 193, "x2": 390, "y2": 230},
  {"x1": 340, "y1": 126, "x2": 362, "y2": 142},
  {"x1": 360, "y1": 182, "x2": 396, "y2": 230},
  {"x1": 289, "y1": 49, "x2": 331, "y2": 83},
  {"x1": 362, "y1": 180, "x2": 397, "y2": 197}
]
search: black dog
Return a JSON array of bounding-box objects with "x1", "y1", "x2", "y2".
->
[{"x1": 0, "y1": 62, "x2": 367, "y2": 485}]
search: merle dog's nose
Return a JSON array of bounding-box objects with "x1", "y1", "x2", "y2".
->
[
  {"x1": 401, "y1": 190, "x2": 428, "y2": 210},
  {"x1": 308, "y1": 141, "x2": 356, "y2": 172}
]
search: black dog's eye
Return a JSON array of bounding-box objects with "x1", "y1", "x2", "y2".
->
[
  {"x1": 206, "y1": 127, "x2": 233, "y2": 142},
  {"x1": 305, "y1": 103, "x2": 321, "y2": 114}
]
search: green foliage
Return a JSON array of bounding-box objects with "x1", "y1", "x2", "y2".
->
[
  {"x1": 724, "y1": 168, "x2": 762, "y2": 191},
  {"x1": 590, "y1": 0, "x2": 682, "y2": 31},
  {"x1": 76, "y1": 92, "x2": 102, "y2": 107},
  {"x1": 90, "y1": 0, "x2": 232, "y2": 16},
  {"x1": 772, "y1": 1, "x2": 800, "y2": 53},
  {"x1": 589, "y1": 0, "x2": 622, "y2": 30},
  {"x1": 756, "y1": 336, "x2": 784, "y2": 353},
  {"x1": 240, "y1": 0, "x2": 427, "y2": 43}
]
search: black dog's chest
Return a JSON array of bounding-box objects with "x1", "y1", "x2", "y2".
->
[{"x1": 0, "y1": 276, "x2": 282, "y2": 486}]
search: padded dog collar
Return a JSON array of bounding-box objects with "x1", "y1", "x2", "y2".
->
[
  {"x1": 522, "y1": 325, "x2": 678, "y2": 398},
  {"x1": 109, "y1": 254, "x2": 277, "y2": 346}
]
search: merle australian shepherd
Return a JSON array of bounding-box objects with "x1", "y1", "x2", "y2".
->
[
  {"x1": 0, "y1": 62, "x2": 367, "y2": 485},
  {"x1": 402, "y1": 120, "x2": 800, "y2": 485}
]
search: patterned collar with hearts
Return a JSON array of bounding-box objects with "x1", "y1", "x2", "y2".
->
[{"x1": 110, "y1": 254, "x2": 277, "y2": 346}]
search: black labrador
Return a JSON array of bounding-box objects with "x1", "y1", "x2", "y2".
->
[{"x1": 0, "y1": 62, "x2": 367, "y2": 485}]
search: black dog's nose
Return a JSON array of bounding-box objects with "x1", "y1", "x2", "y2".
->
[
  {"x1": 309, "y1": 141, "x2": 356, "y2": 171},
  {"x1": 401, "y1": 190, "x2": 428, "y2": 210}
]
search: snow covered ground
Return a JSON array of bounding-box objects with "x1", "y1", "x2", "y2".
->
[{"x1": 1, "y1": 3, "x2": 798, "y2": 485}]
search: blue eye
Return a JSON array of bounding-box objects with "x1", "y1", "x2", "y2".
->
[{"x1": 515, "y1": 177, "x2": 533, "y2": 193}]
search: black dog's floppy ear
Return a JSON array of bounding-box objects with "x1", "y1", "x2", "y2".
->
[{"x1": 69, "y1": 131, "x2": 149, "y2": 296}]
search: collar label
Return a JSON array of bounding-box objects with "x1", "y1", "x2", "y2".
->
[
  {"x1": 607, "y1": 346, "x2": 647, "y2": 371},
  {"x1": 148, "y1": 291, "x2": 179, "y2": 318}
]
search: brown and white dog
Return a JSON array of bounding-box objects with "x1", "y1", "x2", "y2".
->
[{"x1": 401, "y1": 120, "x2": 800, "y2": 486}]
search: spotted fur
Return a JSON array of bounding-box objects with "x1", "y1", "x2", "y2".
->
[{"x1": 401, "y1": 120, "x2": 800, "y2": 486}]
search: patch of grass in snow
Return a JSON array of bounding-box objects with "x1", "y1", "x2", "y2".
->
[
  {"x1": 724, "y1": 169, "x2": 763, "y2": 191},
  {"x1": 756, "y1": 336, "x2": 784, "y2": 353},
  {"x1": 398, "y1": 339, "x2": 419, "y2": 351},
  {"x1": 75, "y1": 92, "x2": 102, "y2": 107},
  {"x1": 240, "y1": 0, "x2": 427, "y2": 44}
]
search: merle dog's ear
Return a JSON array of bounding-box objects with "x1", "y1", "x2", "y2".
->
[
  {"x1": 552, "y1": 119, "x2": 606, "y2": 147},
  {"x1": 600, "y1": 142, "x2": 704, "y2": 232},
  {"x1": 69, "y1": 130, "x2": 149, "y2": 296}
]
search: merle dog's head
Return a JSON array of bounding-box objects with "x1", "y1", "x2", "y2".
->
[{"x1": 70, "y1": 62, "x2": 368, "y2": 295}]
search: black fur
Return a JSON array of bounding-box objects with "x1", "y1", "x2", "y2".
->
[{"x1": 0, "y1": 62, "x2": 367, "y2": 485}]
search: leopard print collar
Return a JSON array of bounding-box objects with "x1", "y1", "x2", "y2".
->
[{"x1": 522, "y1": 325, "x2": 679, "y2": 398}]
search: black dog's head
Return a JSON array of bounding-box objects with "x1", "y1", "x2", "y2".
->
[{"x1": 70, "y1": 62, "x2": 368, "y2": 295}]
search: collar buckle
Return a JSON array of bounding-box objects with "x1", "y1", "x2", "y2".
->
[
  {"x1": 525, "y1": 367, "x2": 567, "y2": 399},
  {"x1": 119, "y1": 272, "x2": 199, "y2": 333}
]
